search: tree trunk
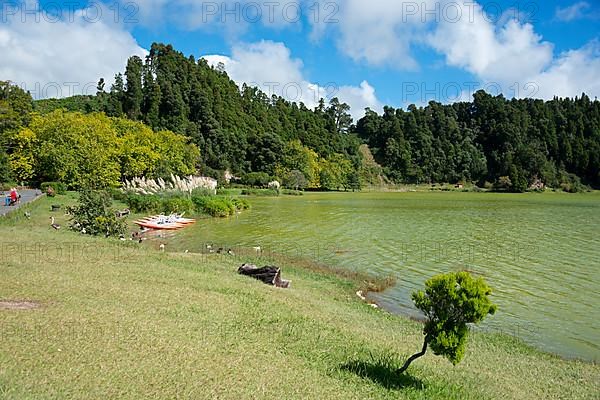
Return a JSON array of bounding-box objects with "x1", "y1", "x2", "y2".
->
[{"x1": 398, "y1": 336, "x2": 428, "y2": 374}]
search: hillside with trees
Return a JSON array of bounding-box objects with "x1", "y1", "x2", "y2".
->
[
  {"x1": 354, "y1": 91, "x2": 600, "y2": 191},
  {"x1": 34, "y1": 43, "x2": 362, "y2": 191},
  {"x1": 6, "y1": 43, "x2": 600, "y2": 192}
]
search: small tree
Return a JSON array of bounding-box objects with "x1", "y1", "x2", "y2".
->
[
  {"x1": 398, "y1": 271, "x2": 497, "y2": 374},
  {"x1": 67, "y1": 190, "x2": 127, "y2": 237},
  {"x1": 283, "y1": 170, "x2": 307, "y2": 191}
]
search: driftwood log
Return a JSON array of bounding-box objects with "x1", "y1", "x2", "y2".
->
[{"x1": 238, "y1": 264, "x2": 291, "y2": 288}]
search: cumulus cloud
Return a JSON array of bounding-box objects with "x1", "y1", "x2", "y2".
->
[
  {"x1": 532, "y1": 41, "x2": 600, "y2": 99},
  {"x1": 555, "y1": 2, "x2": 591, "y2": 22},
  {"x1": 203, "y1": 41, "x2": 382, "y2": 120},
  {"x1": 428, "y1": 1, "x2": 600, "y2": 100},
  {"x1": 0, "y1": 1, "x2": 146, "y2": 99},
  {"x1": 310, "y1": 0, "x2": 440, "y2": 69},
  {"x1": 428, "y1": 3, "x2": 554, "y2": 85}
]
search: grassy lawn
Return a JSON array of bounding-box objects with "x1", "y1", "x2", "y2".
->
[{"x1": 0, "y1": 194, "x2": 598, "y2": 399}]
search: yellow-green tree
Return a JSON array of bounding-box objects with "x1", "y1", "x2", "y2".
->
[
  {"x1": 319, "y1": 154, "x2": 353, "y2": 191},
  {"x1": 7, "y1": 127, "x2": 37, "y2": 181},
  {"x1": 30, "y1": 110, "x2": 121, "y2": 188},
  {"x1": 276, "y1": 140, "x2": 321, "y2": 189},
  {"x1": 9, "y1": 110, "x2": 200, "y2": 188}
]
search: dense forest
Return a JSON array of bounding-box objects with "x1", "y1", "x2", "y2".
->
[
  {"x1": 3, "y1": 42, "x2": 600, "y2": 192},
  {"x1": 33, "y1": 43, "x2": 362, "y2": 191},
  {"x1": 354, "y1": 92, "x2": 600, "y2": 191}
]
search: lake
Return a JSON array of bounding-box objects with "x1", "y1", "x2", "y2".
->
[{"x1": 166, "y1": 191, "x2": 600, "y2": 362}]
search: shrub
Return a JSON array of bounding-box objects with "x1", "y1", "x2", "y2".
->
[
  {"x1": 109, "y1": 189, "x2": 129, "y2": 202},
  {"x1": 242, "y1": 172, "x2": 272, "y2": 188},
  {"x1": 125, "y1": 194, "x2": 162, "y2": 213},
  {"x1": 0, "y1": 182, "x2": 18, "y2": 191},
  {"x1": 281, "y1": 189, "x2": 304, "y2": 196},
  {"x1": 67, "y1": 190, "x2": 127, "y2": 237},
  {"x1": 216, "y1": 188, "x2": 242, "y2": 196},
  {"x1": 191, "y1": 195, "x2": 243, "y2": 217},
  {"x1": 192, "y1": 187, "x2": 218, "y2": 197},
  {"x1": 241, "y1": 189, "x2": 279, "y2": 197},
  {"x1": 40, "y1": 182, "x2": 67, "y2": 195},
  {"x1": 559, "y1": 172, "x2": 588, "y2": 193},
  {"x1": 494, "y1": 176, "x2": 512, "y2": 191},
  {"x1": 200, "y1": 198, "x2": 235, "y2": 217},
  {"x1": 162, "y1": 196, "x2": 195, "y2": 214},
  {"x1": 231, "y1": 197, "x2": 251, "y2": 211}
]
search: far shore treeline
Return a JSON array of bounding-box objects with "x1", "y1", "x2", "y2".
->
[{"x1": 1, "y1": 42, "x2": 599, "y2": 192}]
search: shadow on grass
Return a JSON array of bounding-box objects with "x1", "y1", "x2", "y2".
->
[{"x1": 340, "y1": 357, "x2": 425, "y2": 390}]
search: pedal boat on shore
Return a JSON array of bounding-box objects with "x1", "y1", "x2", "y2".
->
[{"x1": 133, "y1": 214, "x2": 196, "y2": 230}]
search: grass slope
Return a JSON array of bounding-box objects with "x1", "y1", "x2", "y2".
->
[{"x1": 0, "y1": 195, "x2": 598, "y2": 399}]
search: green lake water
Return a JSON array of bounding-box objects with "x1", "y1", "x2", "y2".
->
[{"x1": 166, "y1": 191, "x2": 600, "y2": 361}]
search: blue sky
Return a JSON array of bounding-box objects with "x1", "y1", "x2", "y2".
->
[{"x1": 2, "y1": 0, "x2": 600, "y2": 119}]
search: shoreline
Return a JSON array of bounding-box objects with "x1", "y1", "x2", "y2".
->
[
  {"x1": 177, "y1": 244, "x2": 598, "y2": 365},
  {"x1": 6, "y1": 193, "x2": 598, "y2": 366}
]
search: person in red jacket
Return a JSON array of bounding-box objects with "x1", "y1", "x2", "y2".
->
[{"x1": 9, "y1": 188, "x2": 18, "y2": 206}]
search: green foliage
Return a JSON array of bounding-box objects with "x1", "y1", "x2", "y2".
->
[
  {"x1": 1, "y1": 82, "x2": 34, "y2": 183},
  {"x1": 558, "y1": 172, "x2": 588, "y2": 193},
  {"x1": 125, "y1": 194, "x2": 163, "y2": 213},
  {"x1": 240, "y1": 189, "x2": 280, "y2": 197},
  {"x1": 355, "y1": 91, "x2": 600, "y2": 189},
  {"x1": 7, "y1": 110, "x2": 199, "y2": 188},
  {"x1": 192, "y1": 187, "x2": 219, "y2": 197},
  {"x1": 509, "y1": 165, "x2": 528, "y2": 193},
  {"x1": 277, "y1": 140, "x2": 322, "y2": 189},
  {"x1": 319, "y1": 154, "x2": 354, "y2": 191},
  {"x1": 0, "y1": 81, "x2": 33, "y2": 133},
  {"x1": 191, "y1": 195, "x2": 239, "y2": 217},
  {"x1": 34, "y1": 96, "x2": 102, "y2": 114},
  {"x1": 33, "y1": 44, "x2": 362, "y2": 189},
  {"x1": 0, "y1": 149, "x2": 12, "y2": 183},
  {"x1": 231, "y1": 197, "x2": 251, "y2": 210},
  {"x1": 67, "y1": 190, "x2": 127, "y2": 237},
  {"x1": 161, "y1": 195, "x2": 195, "y2": 214},
  {"x1": 124, "y1": 191, "x2": 248, "y2": 218},
  {"x1": 40, "y1": 182, "x2": 67, "y2": 195},
  {"x1": 412, "y1": 271, "x2": 497, "y2": 366},
  {"x1": 281, "y1": 189, "x2": 304, "y2": 196},
  {"x1": 242, "y1": 172, "x2": 272, "y2": 188},
  {"x1": 199, "y1": 198, "x2": 235, "y2": 217},
  {"x1": 124, "y1": 56, "x2": 144, "y2": 120},
  {"x1": 281, "y1": 169, "x2": 308, "y2": 190}
]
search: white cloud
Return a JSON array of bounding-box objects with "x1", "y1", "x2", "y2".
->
[
  {"x1": 555, "y1": 2, "x2": 591, "y2": 22},
  {"x1": 311, "y1": 0, "x2": 440, "y2": 69},
  {"x1": 0, "y1": 1, "x2": 146, "y2": 99},
  {"x1": 428, "y1": 1, "x2": 600, "y2": 100},
  {"x1": 307, "y1": 0, "x2": 600, "y2": 101},
  {"x1": 203, "y1": 41, "x2": 382, "y2": 120},
  {"x1": 428, "y1": 3, "x2": 554, "y2": 85},
  {"x1": 532, "y1": 41, "x2": 600, "y2": 99}
]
